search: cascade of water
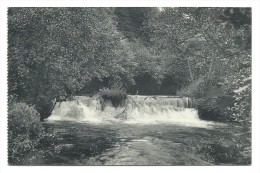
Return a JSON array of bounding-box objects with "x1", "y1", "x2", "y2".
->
[
  {"x1": 127, "y1": 95, "x2": 193, "y2": 108},
  {"x1": 49, "y1": 96, "x2": 123, "y2": 123},
  {"x1": 124, "y1": 96, "x2": 206, "y2": 126},
  {"x1": 48, "y1": 95, "x2": 212, "y2": 127}
]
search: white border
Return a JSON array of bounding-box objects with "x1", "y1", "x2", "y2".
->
[{"x1": 0, "y1": 0, "x2": 259, "y2": 173}]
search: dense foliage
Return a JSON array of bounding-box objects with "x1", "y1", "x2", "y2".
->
[
  {"x1": 8, "y1": 100, "x2": 46, "y2": 164},
  {"x1": 8, "y1": 8, "x2": 136, "y2": 119},
  {"x1": 8, "y1": 7, "x2": 251, "y2": 121},
  {"x1": 8, "y1": 10, "x2": 251, "y2": 119},
  {"x1": 8, "y1": 7, "x2": 251, "y2": 165},
  {"x1": 97, "y1": 88, "x2": 127, "y2": 109}
]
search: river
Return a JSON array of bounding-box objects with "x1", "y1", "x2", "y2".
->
[{"x1": 26, "y1": 96, "x2": 251, "y2": 165}]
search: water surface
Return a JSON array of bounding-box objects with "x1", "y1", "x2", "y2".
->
[{"x1": 27, "y1": 120, "x2": 250, "y2": 166}]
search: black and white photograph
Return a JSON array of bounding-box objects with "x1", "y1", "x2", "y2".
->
[{"x1": 1, "y1": 0, "x2": 259, "y2": 170}]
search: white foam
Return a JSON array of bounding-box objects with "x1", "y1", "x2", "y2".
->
[{"x1": 48, "y1": 96, "x2": 216, "y2": 128}]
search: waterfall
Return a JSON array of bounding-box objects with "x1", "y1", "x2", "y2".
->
[
  {"x1": 124, "y1": 96, "x2": 204, "y2": 126},
  {"x1": 127, "y1": 95, "x2": 193, "y2": 108},
  {"x1": 48, "y1": 95, "x2": 212, "y2": 127},
  {"x1": 50, "y1": 98, "x2": 102, "y2": 122}
]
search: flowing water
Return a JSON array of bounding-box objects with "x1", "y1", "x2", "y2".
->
[
  {"x1": 27, "y1": 96, "x2": 250, "y2": 165},
  {"x1": 49, "y1": 96, "x2": 207, "y2": 127}
]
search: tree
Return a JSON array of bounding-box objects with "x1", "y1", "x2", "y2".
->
[
  {"x1": 144, "y1": 8, "x2": 251, "y2": 93},
  {"x1": 8, "y1": 8, "x2": 135, "y2": 120}
]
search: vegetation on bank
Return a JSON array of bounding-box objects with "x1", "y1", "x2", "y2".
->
[
  {"x1": 98, "y1": 88, "x2": 127, "y2": 100},
  {"x1": 8, "y1": 7, "x2": 251, "y2": 121},
  {"x1": 8, "y1": 97, "x2": 56, "y2": 165},
  {"x1": 97, "y1": 88, "x2": 127, "y2": 109},
  {"x1": 8, "y1": 7, "x2": 251, "y2": 164}
]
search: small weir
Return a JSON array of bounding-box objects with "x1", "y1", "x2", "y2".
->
[{"x1": 49, "y1": 95, "x2": 212, "y2": 127}]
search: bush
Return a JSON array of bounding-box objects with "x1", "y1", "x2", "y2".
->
[
  {"x1": 222, "y1": 68, "x2": 251, "y2": 124},
  {"x1": 177, "y1": 75, "x2": 221, "y2": 98},
  {"x1": 8, "y1": 101, "x2": 46, "y2": 165},
  {"x1": 97, "y1": 88, "x2": 127, "y2": 108},
  {"x1": 197, "y1": 97, "x2": 233, "y2": 122},
  {"x1": 98, "y1": 88, "x2": 127, "y2": 100},
  {"x1": 35, "y1": 95, "x2": 56, "y2": 121}
]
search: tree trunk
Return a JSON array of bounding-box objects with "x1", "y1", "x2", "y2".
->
[{"x1": 187, "y1": 57, "x2": 194, "y2": 82}]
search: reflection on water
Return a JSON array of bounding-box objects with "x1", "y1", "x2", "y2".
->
[{"x1": 26, "y1": 121, "x2": 249, "y2": 166}]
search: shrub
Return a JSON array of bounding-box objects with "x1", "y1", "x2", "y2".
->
[
  {"x1": 222, "y1": 67, "x2": 251, "y2": 124},
  {"x1": 98, "y1": 87, "x2": 127, "y2": 100},
  {"x1": 8, "y1": 101, "x2": 46, "y2": 165},
  {"x1": 97, "y1": 88, "x2": 127, "y2": 108},
  {"x1": 197, "y1": 97, "x2": 233, "y2": 122},
  {"x1": 177, "y1": 75, "x2": 221, "y2": 98}
]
